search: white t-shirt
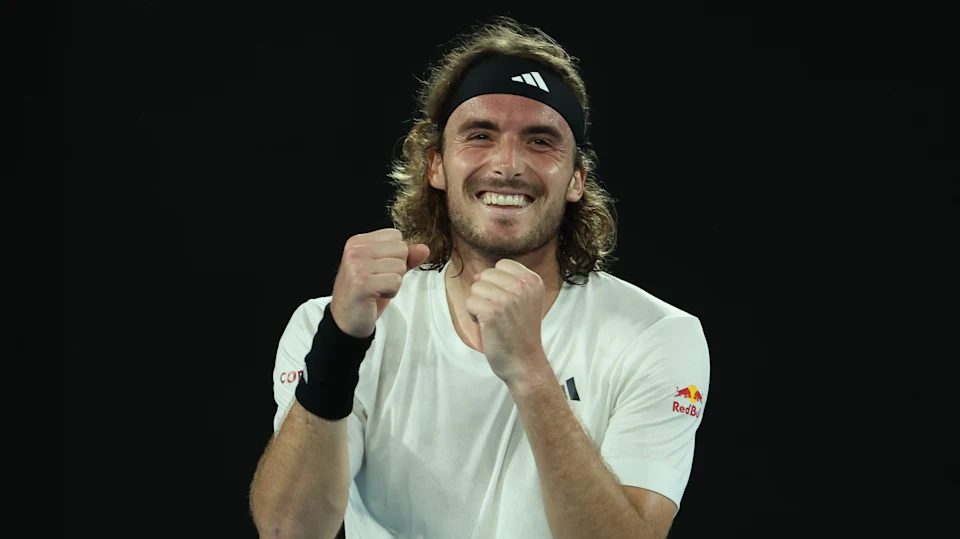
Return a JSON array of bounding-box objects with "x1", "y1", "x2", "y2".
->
[{"x1": 272, "y1": 262, "x2": 710, "y2": 539}]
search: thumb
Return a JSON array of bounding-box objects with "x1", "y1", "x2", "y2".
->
[{"x1": 405, "y1": 243, "x2": 430, "y2": 271}]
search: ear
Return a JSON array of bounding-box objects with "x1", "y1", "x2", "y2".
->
[
  {"x1": 565, "y1": 166, "x2": 586, "y2": 203},
  {"x1": 428, "y1": 147, "x2": 446, "y2": 191}
]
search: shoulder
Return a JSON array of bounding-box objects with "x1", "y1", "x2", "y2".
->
[
  {"x1": 582, "y1": 273, "x2": 710, "y2": 396},
  {"x1": 285, "y1": 296, "x2": 333, "y2": 334},
  {"x1": 575, "y1": 272, "x2": 709, "y2": 378},
  {"x1": 580, "y1": 271, "x2": 702, "y2": 338}
]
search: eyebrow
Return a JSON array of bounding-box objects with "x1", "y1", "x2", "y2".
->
[{"x1": 456, "y1": 119, "x2": 566, "y2": 142}]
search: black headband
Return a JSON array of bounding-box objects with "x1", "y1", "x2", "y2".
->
[{"x1": 438, "y1": 54, "x2": 586, "y2": 147}]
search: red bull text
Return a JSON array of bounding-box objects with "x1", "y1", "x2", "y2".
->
[{"x1": 672, "y1": 385, "x2": 704, "y2": 418}]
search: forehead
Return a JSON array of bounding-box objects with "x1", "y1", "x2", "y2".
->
[{"x1": 447, "y1": 94, "x2": 573, "y2": 138}]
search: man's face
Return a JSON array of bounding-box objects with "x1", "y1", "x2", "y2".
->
[{"x1": 429, "y1": 94, "x2": 585, "y2": 260}]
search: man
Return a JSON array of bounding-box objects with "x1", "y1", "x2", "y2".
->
[{"x1": 250, "y1": 17, "x2": 709, "y2": 539}]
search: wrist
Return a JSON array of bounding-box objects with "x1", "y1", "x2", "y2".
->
[
  {"x1": 294, "y1": 303, "x2": 375, "y2": 420},
  {"x1": 504, "y1": 352, "x2": 554, "y2": 397}
]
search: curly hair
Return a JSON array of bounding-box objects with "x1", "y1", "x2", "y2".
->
[{"x1": 387, "y1": 16, "x2": 617, "y2": 285}]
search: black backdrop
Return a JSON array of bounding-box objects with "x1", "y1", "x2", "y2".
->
[{"x1": 56, "y1": 3, "x2": 956, "y2": 538}]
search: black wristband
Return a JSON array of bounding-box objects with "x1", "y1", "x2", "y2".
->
[{"x1": 295, "y1": 303, "x2": 375, "y2": 420}]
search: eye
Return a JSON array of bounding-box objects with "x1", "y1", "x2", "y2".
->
[
  {"x1": 532, "y1": 138, "x2": 551, "y2": 146},
  {"x1": 469, "y1": 133, "x2": 490, "y2": 140}
]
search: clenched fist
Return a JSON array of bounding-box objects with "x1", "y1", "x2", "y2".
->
[
  {"x1": 330, "y1": 228, "x2": 430, "y2": 338},
  {"x1": 466, "y1": 259, "x2": 547, "y2": 383}
]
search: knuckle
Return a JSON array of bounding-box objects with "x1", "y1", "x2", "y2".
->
[
  {"x1": 351, "y1": 268, "x2": 368, "y2": 287},
  {"x1": 343, "y1": 244, "x2": 363, "y2": 262},
  {"x1": 345, "y1": 234, "x2": 363, "y2": 250}
]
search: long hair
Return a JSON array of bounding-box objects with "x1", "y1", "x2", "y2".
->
[{"x1": 387, "y1": 16, "x2": 617, "y2": 285}]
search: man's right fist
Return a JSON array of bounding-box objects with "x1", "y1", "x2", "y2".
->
[{"x1": 329, "y1": 228, "x2": 430, "y2": 338}]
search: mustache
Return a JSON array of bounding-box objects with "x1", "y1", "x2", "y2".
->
[{"x1": 465, "y1": 177, "x2": 545, "y2": 197}]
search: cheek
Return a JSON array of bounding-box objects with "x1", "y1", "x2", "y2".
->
[
  {"x1": 448, "y1": 151, "x2": 482, "y2": 178},
  {"x1": 534, "y1": 158, "x2": 570, "y2": 193},
  {"x1": 453, "y1": 146, "x2": 487, "y2": 165},
  {"x1": 541, "y1": 161, "x2": 562, "y2": 176},
  {"x1": 528, "y1": 149, "x2": 569, "y2": 175}
]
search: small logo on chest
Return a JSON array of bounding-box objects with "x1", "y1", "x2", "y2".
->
[{"x1": 560, "y1": 377, "x2": 580, "y2": 401}]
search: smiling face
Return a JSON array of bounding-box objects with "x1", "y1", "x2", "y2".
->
[{"x1": 429, "y1": 94, "x2": 585, "y2": 261}]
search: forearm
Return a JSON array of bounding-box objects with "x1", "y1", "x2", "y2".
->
[
  {"x1": 249, "y1": 401, "x2": 350, "y2": 539},
  {"x1": 508, "y1": 362, "x2": 660, "y2": 539}
]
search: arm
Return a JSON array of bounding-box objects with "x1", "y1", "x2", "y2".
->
[
  {"x1": 250, "y1": 402, "x2": 351, "y2": 539},
  {"x1": 507, "y1": 361, "x2": 674, "y2": 539},
  {"x1": 249, "y1": 299, "x2": 370, "y2": 539},
  {"x1": 507, "y1": 315, "x2": 709, "y2": 539}
]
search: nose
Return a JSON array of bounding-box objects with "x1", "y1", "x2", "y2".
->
[{"x1": 489, "y1": 137, "x2": 527, "y2": 178}]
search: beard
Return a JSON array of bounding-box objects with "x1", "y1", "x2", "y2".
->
[{"x1": 446, "y1": 184, "x2": 566, "y2": 261}]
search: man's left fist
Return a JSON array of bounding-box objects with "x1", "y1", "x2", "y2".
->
[{"x1": 466, "y1": 259, "x2": 546, "y2": 383}]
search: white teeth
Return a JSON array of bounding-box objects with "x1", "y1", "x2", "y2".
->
[{"x1": 479, "y1": 192, "x2": 530, "y2": 207}]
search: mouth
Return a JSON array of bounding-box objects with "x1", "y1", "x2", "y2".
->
[{"x1": 475, "y1": 191, "x2": 535, "y2": 211}]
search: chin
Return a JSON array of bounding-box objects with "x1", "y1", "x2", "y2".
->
[
  {"x1": 449, "y1": 199, "x2": 561, "y2": 259},
  {"x1": 473, "y1": 229, "x2": 554, "y2": 259}
]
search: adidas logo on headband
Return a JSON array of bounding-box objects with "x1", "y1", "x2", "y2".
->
[
  {"x1": 510, "y1": 71, "x2": 550, "y2": 92},
  {"x1": 440, "y1": 55, "x2": 584, "y2": 145}
]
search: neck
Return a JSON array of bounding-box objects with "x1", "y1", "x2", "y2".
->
[{"x1": 444, "y1": 237, "x2": 564, "y2": 352}]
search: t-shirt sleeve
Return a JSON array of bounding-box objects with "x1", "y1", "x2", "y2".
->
[
  {"x1": 599, "y1": 315, "x2": 710, "y2": 511},
  {"x1": 271, "y1": 297, "x2": 368, "y2": 482}
]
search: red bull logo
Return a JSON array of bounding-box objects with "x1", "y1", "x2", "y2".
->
[{"x1": 672, "y1": 385, "x2": 704, "y2": 418}]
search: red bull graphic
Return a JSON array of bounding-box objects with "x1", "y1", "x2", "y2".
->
[{"x1": 672, "y1": 385, "x2": 704, "y2": 418}]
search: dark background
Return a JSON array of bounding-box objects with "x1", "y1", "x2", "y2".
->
[{"x1": 53, "y1": 3, "x2": 956, "y2": 538}]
